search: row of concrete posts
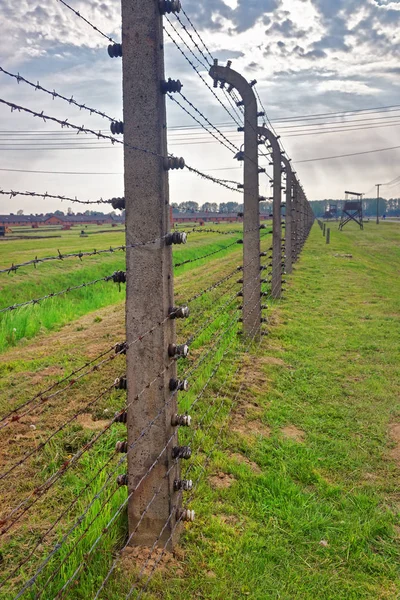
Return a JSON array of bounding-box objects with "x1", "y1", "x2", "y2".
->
[{"x1": 116, "y1": 0, "x2": 315, "y2": 550}]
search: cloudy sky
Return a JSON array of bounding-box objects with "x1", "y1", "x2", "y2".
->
[{"x1": 0, "y1": 0, "x2": 399, "y2": 214}]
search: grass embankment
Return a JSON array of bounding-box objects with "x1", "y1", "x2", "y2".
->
[{"x1": 0, "y1": 224, "x2": 243, "y2": 350}]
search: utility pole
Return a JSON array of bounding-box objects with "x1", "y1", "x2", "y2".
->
[
  {"x1": 376, "y1": 184, "x2": 381, "y2": 225},
  {"x1": 209, "y1": 61, "x2": 260, "y2": 338},
  {"x1": 121, "y1": 0, "x2": 184, "y2": 548}
]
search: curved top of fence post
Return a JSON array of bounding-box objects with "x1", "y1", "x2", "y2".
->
[
  {"x1": 281, "y1": 154, "x2": 292, "y2": 177},
  {"x1": 209, "y1": 59, "x2": 257, "y2": 108},
  {"x1": 257, "y1": 124, "x2": 281, "y2": 159}
]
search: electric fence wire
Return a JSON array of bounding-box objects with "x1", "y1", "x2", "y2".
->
[
  {"x1": 0, "y1": 98, "x2": 242, "y2": 193},
  {"x1": 9, "y1": 299, "x2": 242, "y2": 598},
  {"x1": 8, "y1": 253, "x2": 270, "y2": 597},
  {"x1": 0, "y1": 66, "x2": 117, "y2": 123},
  {"x1": 0, "y1": 187, "x2": 117, "y2": 206},
  {"x1": 173, "y1": 238, "x2": 242, "y2": 267},
  {"x1": 0, "y1": 273, "x2": 120, "y2": 314},
  {"x1": 168, "y1": 92, "x2": 238, "y2": 153},
  {"x1": 163, "y1": 20, "x2": 240, "y2": 126},
  {"x1": 46, "y1": 295, "x2": 251, "y2": 600},
  {"x1": 1, "y1": 276, "x2": 249, "y2": 540},
  {"x1": 6, "y1": 245, "x2": 278, "y2": 598},
  {"x1": 0, "y1": 343, "x2": 119, "y2": 426},
  {"x1": 56, "y1": 0, "x2": 119, "y2": 44},
  {"x1": 0, "y1": 235, "x2": 164, "y2": 275},
  {"x1": 125, "y1": 316, "x2": 264, "y2": 600}
]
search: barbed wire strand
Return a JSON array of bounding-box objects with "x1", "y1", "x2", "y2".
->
[
  {"x1": 0, "y1": 235, "x2": 165, "y2": 275},
  {"x1": 56, "y1": 0, "x2": 118, "y2": 44},
  {"x1": 10, "y1": 272, "x2": 267, "y2": 597},
  {"x1": 0, "y1": 273, "x2": 118, "y2": 314},
  {"x1": 53, "y1": 309, "x2": 242, "y2": 600},
  {"x1": 0, "y1": 98, "x2": 240, "y2": 193},
  {"x1": 0, "y1": 66, "x2": 116, "y2": 123},
  {"x1": 127, "y1": 318, "x2": 263, "y2": 600}
]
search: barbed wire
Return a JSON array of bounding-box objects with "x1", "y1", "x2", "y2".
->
[
  {"x1": 0, "y1": 273, "x2": 118, "y2": 314},
  {"x1": 0, "y1": 98, "x2": 241, "y2": 193},
  {"x1": 14, "y1": 272, "x2": 266, "y2": 589},
  {"x1": 184, "y1": 163, "x2": 242, "y2": 193},
  {"x1": 163, "y1": 21, "x2": 240, "y2": 126},
  {"x1": 5, "y1": 264, "x2": 273, "y2": 597},
  {"x1": 0, "y1": 381, "x2": 118, "y2": 536},
  {"x1": 0, "y1": 236, "x2": 166, "y2": 275},
  {"x1": 0, "y1": 187, "x2": 115, "y2": 206},
  {"x1": 174, "y1": 238, "x2": 241, "y2": 268},
  {"x1": 174, "y1": 13, "x2": 211, "y2": 67},
  {"x1": 0, "y1": 67, "x2": 116, "y2": 123},
  {"x1": 36, "y1": 304, "x2": 245, "y2": 598},
  {"x1": 56, "y1": 0, "x2": 118, "y2": 44},
  {"x1": 126, "y1": 318, "x2": 263, "y2": 600},
  {"x1": 0, "y1": 343, "x2": 119, "y2": 426},
  {"x1": 59, "y1": 309, "x2": 241, "y2": 599},
  {"x1": 168, "y1": 93, "x2": 238, "y2": 154}
]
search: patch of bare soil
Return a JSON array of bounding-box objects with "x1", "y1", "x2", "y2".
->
[
  {"x1": 76, "y1": 414, "x2": 110, "y2": 430},
  {"x1": 389, "y1": 423, "x2": 400, "y2": 465},
  {"x1": 229, "y1": 452, "x2": 261, "y2": 474},
  {"x1": 281, "y1": 425, "x2": 305, "y2": 442},
  {"x1": 259, "y1": 356, "x2": 286, "y2": 366},
  {"x1": 25, "y1": 366, "x2": 65, "y2": 386},
  {"x1": 219, "y1": 514, "x2": 242, "y2": 527},
  {"x1": 0, "y1": 303, "x2": 125, "y2": 365},
  {"x1": 208, "y1": 471, "x2": 236, "y2": 489},
  {"x1": 119, "y1": 545, "x2": 184, "y2": 578},
  {"x1": 231, "y1": 413, "x2": 271, "y2": 439}
]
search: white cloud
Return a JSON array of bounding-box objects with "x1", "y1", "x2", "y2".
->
[{"x1": 0, "y1": 0, "x2": 399, "y2": 212}]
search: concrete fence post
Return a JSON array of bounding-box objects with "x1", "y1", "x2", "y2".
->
[
  {"x1": 122, "y1": 0, "x2": 181, "y2": 547},
  {"x1": 257, "y1": 125, "x2": 282, "y2": 298},
  {"x1": 209, "y1": 61, "x2": 260, "y2": 338},
  {"x1": 281, "y1": 156, "x2": 292, "y2": 275}
]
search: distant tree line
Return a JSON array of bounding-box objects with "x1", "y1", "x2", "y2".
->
[{"x1": 310, "y1": 198, "x2": 400, "y2": 218}]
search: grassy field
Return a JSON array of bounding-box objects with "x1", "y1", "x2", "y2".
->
[
  {"x1": 0, "y1": 221, "x2": 399, "y2": 599},
  {"x1": 0, "y1": 224, "x2": 244, "y2": 350}
]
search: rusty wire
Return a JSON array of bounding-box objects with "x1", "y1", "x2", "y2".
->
[{"x1": 0, "y1": 67, "x2": 116, "y2": 122}]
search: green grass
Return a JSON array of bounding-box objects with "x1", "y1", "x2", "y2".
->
[
  {"x1": 1, "y1": 221, "x2": 399, "y2": 599},
  {"x1": 0, "y1": 224, "x2": 244, "y2": 350}
]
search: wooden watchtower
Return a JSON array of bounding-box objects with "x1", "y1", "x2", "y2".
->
[{"x1": 339, "y1": 192, "x2": 363, "y2": 230}]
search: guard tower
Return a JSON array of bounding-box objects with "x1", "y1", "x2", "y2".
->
[
  {"x1": 339, "y1": 192, "x2": 363, "y2": 230},
  {"x1": 324, "y1": 203, "x2": 338, "y2": 220}
]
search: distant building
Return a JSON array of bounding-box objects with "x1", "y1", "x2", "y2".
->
[{"x1": 0, "y1": 213, "x2": 125, "y2": 228}]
